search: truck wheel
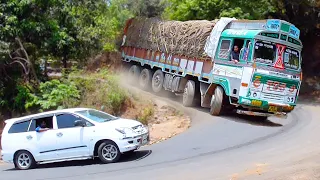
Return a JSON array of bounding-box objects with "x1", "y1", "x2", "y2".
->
[
  {"x1": 98, "y1": 140, "x2": 121, "y2": 164},
  {"x1": 14, "y1": 150, "x2": 36, "y2": 170},
  {"x1": 210, "y1": 86, "x2": 225, "y2": 116},
  {"x1": 183, "y1": 80, "x2": 195, "y2": 107},
  {"x1": 152, "y1": 69, "x2": 164, "y2": 93},
  {"x1": 128, "y1": 65, "x2": 141, "y2": 85},
  {"x1": 139, "y1": 68, "x2": 153, "y2": 90}
]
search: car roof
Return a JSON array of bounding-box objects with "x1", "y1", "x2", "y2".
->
[{"x1": 5, "y1": 108, "x2": 92, "y2": 124}]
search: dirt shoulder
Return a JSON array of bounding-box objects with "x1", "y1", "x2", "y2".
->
[
  {"x1": 118, "y1": 86, "x2": 191, "y2": 145},
  {"x1": 147, "y1": 99, "x2": 190, "y2": 145}
]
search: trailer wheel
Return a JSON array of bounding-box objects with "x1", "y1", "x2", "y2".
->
[
  {"x1": 183, "y1": 80, "x2": 195, "y2": 107},
  {"x1": 152, "y1": 69, "x2": 164, "y2": 93},
  {"x1": 139, "y1": 68, "x2": 153, "y2": 90},
  {"x1": 210, "y1": 86, "x2": 225, "y2": 116},
  {"x1": 128, "y1": 65, "x2": 141, "y2": 85}
]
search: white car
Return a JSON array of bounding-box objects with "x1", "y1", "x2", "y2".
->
[{"x1": 0, "y1": 108, "x2": 149, "y2": 170}]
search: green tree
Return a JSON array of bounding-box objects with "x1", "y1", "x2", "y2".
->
[
  {"x1": 163, "y1": 0, "x2": 277, "y2": 20},
  {"x1": 0, "y1": 0, "x2": 134, "y2": 117},
  {"x1": 127, "y1": 0, "x2": 166, "y2": 18}
]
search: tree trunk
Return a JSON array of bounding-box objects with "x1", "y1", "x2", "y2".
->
[
  {"x1": 15, "y1": 38, "x2": 40, "y2": 84},
  {"x1": 62, "y1": 56, "x2": 67, "y2": 69}
]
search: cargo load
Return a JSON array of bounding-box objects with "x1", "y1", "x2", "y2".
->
[{"x1": 123, "y1": 17, "x2": 218, "y2": 59}]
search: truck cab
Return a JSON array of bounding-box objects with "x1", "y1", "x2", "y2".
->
[{"x1": 213, "y1": 19, "x2": 302, "y2": 117}]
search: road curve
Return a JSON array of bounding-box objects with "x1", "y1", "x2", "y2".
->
[{"x1": 1, "y1": 89, "x2": 320, "y2": 180}]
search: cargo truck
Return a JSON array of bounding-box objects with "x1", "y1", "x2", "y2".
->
[{"x1": 120, "y1": 17, "x2": 303, "y2": 118}]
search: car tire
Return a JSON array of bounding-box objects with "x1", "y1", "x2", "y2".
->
[
  {"x1": 152, "y1": 69, "x2": 164, "y2": 93},
  {"x1": 98, "y1": 141, "x2": 121, "y2": 164},
  {"x1": 210, "y1": 86, "x2": 225, "y2": 116},
  {"x1": 183, "y1": 80, "x2": 196, "y2": 107},
  {"x1": 128, "y1": 65, "x2": 141, "y2": 85},
  {"x1": 14, "y1": 150, "x2": 36, "y2": 170},
  {"x1": 139, "y1": 68, "x2": 153, "y2": 91}
]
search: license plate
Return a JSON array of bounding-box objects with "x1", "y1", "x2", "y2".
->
[
  {"x1": 268, "y1": 106, "x2": 278, "y2": 112},
  {"x1": 143, "y1": 134, "x2": 148, "y2": 140},
  {"x1": 140, "y1": 134, "x2": 149, "y2": 145}
]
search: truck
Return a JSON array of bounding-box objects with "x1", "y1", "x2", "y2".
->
[{"x1": 120, "y1": 17, "x2": 303, "y2": 119}]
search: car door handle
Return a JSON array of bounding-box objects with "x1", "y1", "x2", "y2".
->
[
  {"x1": 56, "y1": 132, "x2": 63, "y2": 137},
  {"x1": 26, "y1": 135, "x2": 33, "y2": 140}
]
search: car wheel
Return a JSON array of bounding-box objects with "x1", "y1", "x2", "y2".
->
[
  {"x1": 98, "y1": 141, "x2": 121, "y2": 163},
  {"x1": 152, "y1": 69, "x2": 164, "y2": 93},
  {"x1": 14, "y1": 151, "x2": 36, "y2": 170},
  {"x1": 139, "y1": 68, "x2": 153, "y2": 91}
]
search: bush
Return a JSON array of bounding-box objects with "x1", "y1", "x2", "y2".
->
[
  {"x1": 27, "y1": 79, "x2": 81, "y2": 111},
  {"x1": 137, "y1": 107, "x2": 154, "y2": 125},
  {"x1": 69, "y1": 70, "x2": 129, "y2": 116}
]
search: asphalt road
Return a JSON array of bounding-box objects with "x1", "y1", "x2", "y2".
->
[{"x1": 1, "y1": 92, "x2": 320, "y2": 180}]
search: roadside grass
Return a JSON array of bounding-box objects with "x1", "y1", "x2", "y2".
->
[{"x1": 136, "y1": 107, "x2": 154, "y2": 125}]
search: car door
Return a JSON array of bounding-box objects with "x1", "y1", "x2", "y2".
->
[
  {"x1": 29, "y1": 115, "x2": 59, "y2": 161},
  {"x1": 6, "y1": 120, "x2": 37, "y2": 156},
  {"x1": 54, "y1": 113, "x2": 92, "y2": 159}
]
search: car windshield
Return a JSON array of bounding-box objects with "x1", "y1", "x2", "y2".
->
[
  {"x1": 254, "y1": 40, "x2": 276, "y2": 64},
  {"x1": 284, "y1": 47, "x2": 300, "y2": 69},
  {"x1": 76, "y1": 110, "x2": 119, "y2": 123}
]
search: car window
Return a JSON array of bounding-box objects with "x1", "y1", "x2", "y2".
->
[
  {"x1": 8, "y1": 120, "x2": 31, "y2": 134},
  {"x1": 29, "y1": 116, "x2": 54, "y2": 131},
  {"x1": 56, "y1": 114, "x2": 80, "y2": 129},
  {"x1": 76, "y1": 110, "x2": 118, "y2": 123}
]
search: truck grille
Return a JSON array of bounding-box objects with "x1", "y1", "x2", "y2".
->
[{"x1": 261, "y1": 93, "x2": 283, "y2": 102}]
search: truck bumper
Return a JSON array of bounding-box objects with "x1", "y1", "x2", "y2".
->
[{"x1": 236, "y1": 109, "x2": 287, "y2": 119}]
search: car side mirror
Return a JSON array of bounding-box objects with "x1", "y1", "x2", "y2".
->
[{"x1": 74, "y1": 120, "x2": 86, "y2": 127}]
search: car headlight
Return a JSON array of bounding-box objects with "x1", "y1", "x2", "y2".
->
[{"x1": 115, "y1": 127, "x2": 135, "y2": 135}]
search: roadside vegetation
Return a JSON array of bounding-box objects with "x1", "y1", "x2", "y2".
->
[{"x1": 0, "y1": 0, "x2": 319, "y2": 122}]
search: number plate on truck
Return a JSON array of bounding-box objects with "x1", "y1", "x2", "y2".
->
[{"x1": 268, "y1": 106, "x2": 278, "y2": 112}]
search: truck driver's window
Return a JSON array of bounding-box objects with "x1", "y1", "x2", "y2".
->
[
  {"x1": 230, "y1": 39, "x2": 245, "y2": 61},
  {"x1": 218, "y1": 39, "x2": 231, "y2": 59}
]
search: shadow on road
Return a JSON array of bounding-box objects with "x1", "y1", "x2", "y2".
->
[
  {"x1": 193, "y1": 106, "x2": 283, "y2": 127},
  {"x1": 123, "y1": 84, "x2": 283, "y2": 127},
  {"x1": 224, "y1": 113, "x2": 283, "y2": 127},
  {"x1": 4, "y1": 150, "x2": 152, "y2": 171}
]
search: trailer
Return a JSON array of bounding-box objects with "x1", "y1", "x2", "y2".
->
[{"x1": 120, "y1": 17, "x2": 303, "y2": 118}]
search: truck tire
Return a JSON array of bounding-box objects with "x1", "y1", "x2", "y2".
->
[
  {"x1": 128, "y1": 65, "x2": 141, "y2": 85},
  {"x1": 210, "y1": 86, "x2": 225, "y2": 116},
  {"x1": 139, "y1": 68, "x2": 153, "y2": 90},
  {"x1": 183, "y1": 80, "x2": 195, "y2": 107},
  {"x1": 152, "y1": 69, "x2": 164, "y2": 93}
]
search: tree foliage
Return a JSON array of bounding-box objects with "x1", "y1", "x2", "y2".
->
[
  {"x1": 127, "y1": 0, "x2": 166, "y2": 18},
  {"x1": 163, "y1": 0, "x2": 277, "y2": 20},
  {"x1": 0, "y1": 0, "x2": 133, "y2": 116}
]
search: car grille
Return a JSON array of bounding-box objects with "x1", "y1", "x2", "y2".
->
[{"x1": 132, "y1": 125, "x2": 145, "y2": 134}]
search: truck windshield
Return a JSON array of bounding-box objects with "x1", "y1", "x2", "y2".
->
[
  {"x1": 284, "y1": 47, "x2": 300, "y2": 69},
  {"x1": 254, "y1": 40, "x2": 301, "y2": 70},
  {"x1": 254, "y1": 40, "x2": 276, "y2": 64}
]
